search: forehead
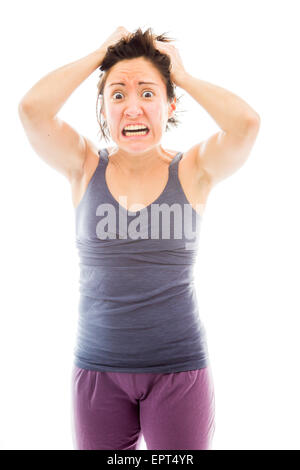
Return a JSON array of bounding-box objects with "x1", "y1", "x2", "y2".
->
[{"x1": 106, "y1": 58, "x2": 164, "y2": 87}]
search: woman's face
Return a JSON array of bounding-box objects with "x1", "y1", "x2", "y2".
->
[{"x1": 101, "y1": 57, "x2": 176, "y2": 152}]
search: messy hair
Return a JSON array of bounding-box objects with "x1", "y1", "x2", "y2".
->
[{"x1": 96, "y1": 27, "x2": 185, "y2": 143}]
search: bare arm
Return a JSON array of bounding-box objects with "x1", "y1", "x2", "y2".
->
[
  {"x1": 18, "y1": 47, "x2": 106, "y2": 181},
  {"x1": 176, "y1": 73, "x2": 260, "y2": 186},
  {"x1": 18, "y1": 27, "x2": 130, "y2": 182}
]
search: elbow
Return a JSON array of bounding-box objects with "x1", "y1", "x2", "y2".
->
[
  {"x1": 18, "y1": 99, "x2": 42, "y2": 123},
  {"x1": 18, "y1": 101, "x2": 29, "y2": 123},
  {"x1": 18, "y1": 100, "x2": 31, "y2": 120},
  {"x1": 235, "y1": 114, "x2": 261, "y2": 138},
  {"x1": 238, "y1": 114, "x2": 260, "y2": 137},
  {"x1": 246, "y1": 113, "x2": 261, "y2": 130},
  {"x1": 18, "y1": 99, "x2": 34, "y2": 116}
]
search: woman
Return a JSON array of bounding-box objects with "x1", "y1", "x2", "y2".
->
[{"x1": 18, "y1": 26, "x2": 260, "y2": 450}]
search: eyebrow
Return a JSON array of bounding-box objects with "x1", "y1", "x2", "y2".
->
[{"x1": 108, "y1": 81, "x2": 159, "y2": 88}]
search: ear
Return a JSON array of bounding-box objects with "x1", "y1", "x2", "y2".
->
[{"x1": 168, "y1": 96, "x2": 176, "y2": 119}]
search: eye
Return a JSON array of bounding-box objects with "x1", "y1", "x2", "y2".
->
[
  {"x1": 112, "y1": 92, "x2": 124, "y2": 100},
  {"x1": 142, "y1": 90, "x2": 154, "y2": 98}
]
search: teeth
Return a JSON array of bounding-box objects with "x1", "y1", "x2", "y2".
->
[{"x1": 123, "y1": 124, "x2": 148, "y2": 131}]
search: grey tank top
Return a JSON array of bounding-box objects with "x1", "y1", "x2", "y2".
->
[{"x1": 73, "y1": 147, "x2": 209, "y2": 373}]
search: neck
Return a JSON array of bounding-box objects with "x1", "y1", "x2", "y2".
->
[{"x1": 107, "y1": 145, "x2": 174, "y2": 176}]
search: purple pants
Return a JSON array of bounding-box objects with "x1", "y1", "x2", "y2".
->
[{"x1": 71, "y1": 365, "x2": 216, "y2": 450}]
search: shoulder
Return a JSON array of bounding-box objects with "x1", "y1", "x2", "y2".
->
[
  {"x1": 178, "y1": 144, "x2": 213, "y2": 208},
  {"x1": 160, "y1": 146, "x2": 211, "y2": 187},
  {"x1": 177, "y1": 144, "x2": 210, "y2": 183},
  {"x1": 82, "y1": 138, "x2": 103, "y2": 176},
  {"x1": 163, "y1": 145, "x2": 213, "y2": 216}
]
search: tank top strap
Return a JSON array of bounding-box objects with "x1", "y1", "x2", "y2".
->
[
  {"x1": 98, "y1": 147, "x2": 109, "y2": 164},
  {"x1": 78, "y1": 148, "x2": 107, "y2": 196},
  {"x1": 168, "y1": 151, "x2": 183, "y2": 188},
  {"x1": 169, "y1": 151, "x2": 183, "y2": 169}
]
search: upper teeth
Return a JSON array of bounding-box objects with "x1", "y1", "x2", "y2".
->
[{"x1": 124, "y1": 125, "x2": 148, "y2": 131}]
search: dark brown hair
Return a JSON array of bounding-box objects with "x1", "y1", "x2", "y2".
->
[{"x1": 96, "y1": 27, "x2": 185, "y2": 143}]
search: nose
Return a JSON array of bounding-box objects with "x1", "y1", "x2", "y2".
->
[{"x1": 124, "y1": 97, "x2": 143, "y2": 118}]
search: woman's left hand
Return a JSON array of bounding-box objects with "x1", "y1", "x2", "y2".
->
[{"x1": 154, "y1": 40, "x2": 187, "y2": 86}]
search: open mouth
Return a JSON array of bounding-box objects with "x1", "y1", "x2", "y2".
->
[{"x1": 122, "y1": 127, "x2": 150, "y2": 137}]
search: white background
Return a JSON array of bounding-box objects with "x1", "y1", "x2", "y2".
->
[{"x1": 1, "y1": 0, "x2": 299, "y2": 450}]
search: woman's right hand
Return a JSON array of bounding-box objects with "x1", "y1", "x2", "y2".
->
[{"x1": 100, "y1": 26, "x2": 131, "y2": 54}]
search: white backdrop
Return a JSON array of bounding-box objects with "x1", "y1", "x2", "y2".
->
[{"x1": 1, "y1": 0, "x2": 299, "y2": 450}]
